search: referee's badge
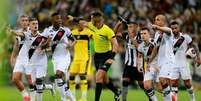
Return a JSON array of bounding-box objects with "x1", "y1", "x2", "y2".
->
[{"x1": 77, "y1": 35, "x2": 80, "y2": 39}]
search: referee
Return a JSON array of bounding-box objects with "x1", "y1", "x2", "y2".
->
[{"x1": 87, "y1": 10, "x2": 121, "y2": 101}]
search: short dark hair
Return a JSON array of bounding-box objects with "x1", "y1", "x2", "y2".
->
[
  {"x1": 91, "y1": 10, "x2": 103, "y2": 17},
  {"x1": 140, "y1": 27, "x2": 150, "y2": 32},
  {"x1": 29, "y1": 17, "x2": 38, "y2": 22},
  {"x1": 73, "y1": 17, "x2": 85, "y2": 23},
  {"x1": 170, "y1": 21, "x2": 179, "y2": 26},
  {"x1": 127, "y1": 21, "x2": 137, "y2": 25},
  {"x1": 51, "y1": 12, "x2": 60, "y2": 17}
]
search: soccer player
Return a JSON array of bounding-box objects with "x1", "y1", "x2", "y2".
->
[
  {"x1": 170, "y1": 21, "x2": 201, "y2": 101},
  {"x1": 149, "y1": 14, "x2": 175, "y2": 101},
  {"x1": 69, "y1": 18, "x2": 94, "y2": 101},
  {"x1": 9, "y1": 15, "x2": 32, "y2": 101},
  {"x1": 41, "y1": 12, "x2": 76, "y2": 101},
  {"x1": 87, "y1": 10, "x2": 120, "y2": 101},
  {"x1": 137, "y1": 27, "x2": 158, "y2": 101},
  {"x1": 14, "y1": 17, "x2": 50, "y2": 101},
  {"x1": 114, "y1": 21, "x2": 147, "y2": 101}
]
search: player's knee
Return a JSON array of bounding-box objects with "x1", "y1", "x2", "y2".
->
[
  {"x1": 96, "y1": 77, "x2": 103, "y2": 83},
  {"x1": 12, "y1": 76, "x2": 17, "y2": 83},
  {"x1": 160, "y1": 79, "x2": 169, "y2": 87},
  {"x1": 143, "y1": 81, "x2": 152, "y2": 90},
  {"x1": 25, "y1": 75, "x2": 32, "y2": 80},
  {"x1": 12, "y1": 76, "x2": 20, "y2": 83},
  {"x1": 122, "y1": 80, "x2": 129, "y2": 87},
  {"x1": 96, "y1": 71, "x2": 104, "y2": 82},
  {"x1": 96, "y1": 75, "x2": 104, "y2": 83},
  {"x1": 55, "y1": 72, "x2": 63, "y2": 78},
  {"x1": 144, "y1": 84, "x2": 151, "y2": 90},
  {"x1": 171, "y1": 80, "x2": 179, "y2": 87},
  {"x1": 36, "y1": 78, "x2": 44, "y2": 93},
  {"x1": 56, "y1": 70, "x2": 64, "y2": 77},
  {"x1": 184, "y1": 80, "x2": 191, "y2": 89}
]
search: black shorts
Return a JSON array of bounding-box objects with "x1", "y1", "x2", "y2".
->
[
  {"x1": 123, "y1": 65, "x2": 144, "y2": 81},
  {"x1": 94, "y1": 51, "x2": 112, "y2": 72}
]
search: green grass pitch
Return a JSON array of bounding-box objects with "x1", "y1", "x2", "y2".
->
[{"x1": 0, "y1": 86, "x2": 200, "y2": 101}]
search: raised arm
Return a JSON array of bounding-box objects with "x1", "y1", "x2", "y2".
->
[
  {"x1": 113, "y1": 21, "x2": 123, "y2": 34},
  {"x1": 151, "y1": 24, "x2": 172, "y2": 35}
]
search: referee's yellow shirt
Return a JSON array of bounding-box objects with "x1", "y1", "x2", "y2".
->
[{"x1": 87, "y1": 22, "x2": 115, "y2": 53}]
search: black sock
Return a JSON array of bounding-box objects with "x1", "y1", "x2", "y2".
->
[
  {"x1": 105, "y1": 80, "x2": 119, "y2": 96},
  {"x1": 138, "y1": 83, "x2": 152, "y2": 101},
  {"x1": 138, "y1": 83, "x2": 145, "y2": 90},
  {"x1": 95, "y1": 83, "x2": 103, "y2": 101}
]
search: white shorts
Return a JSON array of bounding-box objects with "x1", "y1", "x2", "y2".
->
[
  {"x1": 13, "y1": 60, "x2": 32, "y2": 75},
  {"x1": 158, "y1": 63, "x2": 173, "y2": 79},
  {"x1": 52, "y1": 57, "x2": 71, "y2": 74},
  {"x1": 144, "y1": 69, "x2": 159, "y2": 83},
  {"x1": 31, "y1": 64, "x2": 47, "y2": 79},
  {"x1": 170, "y1": 66, "x2": 191, "y2": 80}
]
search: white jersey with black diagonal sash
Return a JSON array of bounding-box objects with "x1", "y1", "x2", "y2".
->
[
  {"x1": 16, "y1": 31, "x2": 47, "y2": 65},
  {"x1": 41, "y1": 26, "x2": 72, "y2": 73},
  {"x1": 15, "y1": 28, "x2": 29, "y2": 51},
  {"x1": 173, "y1": 33, "x2": 192, "y2": 67},
  {"x1": 154, "y1": 31, "x2": 175, "y2": 67},
  {"x1": 41, "y1": 26, "x2": 71, "y2": 60},
  {"x1": 138, "y1": 39, "x2": 159, "y2": 81},
  {"x1": 138, "y1": 39, "x2": 157, "y2": 67}
]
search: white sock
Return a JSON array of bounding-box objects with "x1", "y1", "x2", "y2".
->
[
  {"x1": 21, "y1": 90, "x2": 29, "y2": 97},
  {"x1": 36, "y1": 82, "x2": 44, "y2": 101},
  {"x1": 63, "y1": 83, "x2": 76, "y2": 101},
  {"x1": 187, "y1": 86, "x2": 195, "y2": 101},
  {"x1": 151, "y1": 95, "x2": 158, "y2": 101},
  {"x1": 30, "y1": 91, "x2": 36, "y2": 101},
  {"x1": 36, "y1": 93, "x2": 42, "y2": 101},
  {"x1": 59, "y1": 85, "x2": 66, "y2": 101},
  {"x1": 145, "y1": 88, "x2": 158, "y2": 101},
  {"x1": 44, "y1": 84, "x2": 53, "y2": 90},
  {"x1": 163, "y1": 86, "x2": 172, "y2": 101}
]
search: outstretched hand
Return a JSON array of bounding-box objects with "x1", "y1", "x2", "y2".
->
[{"x1": 105, "y1": 59, "x2": 114, "y2": 65}]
